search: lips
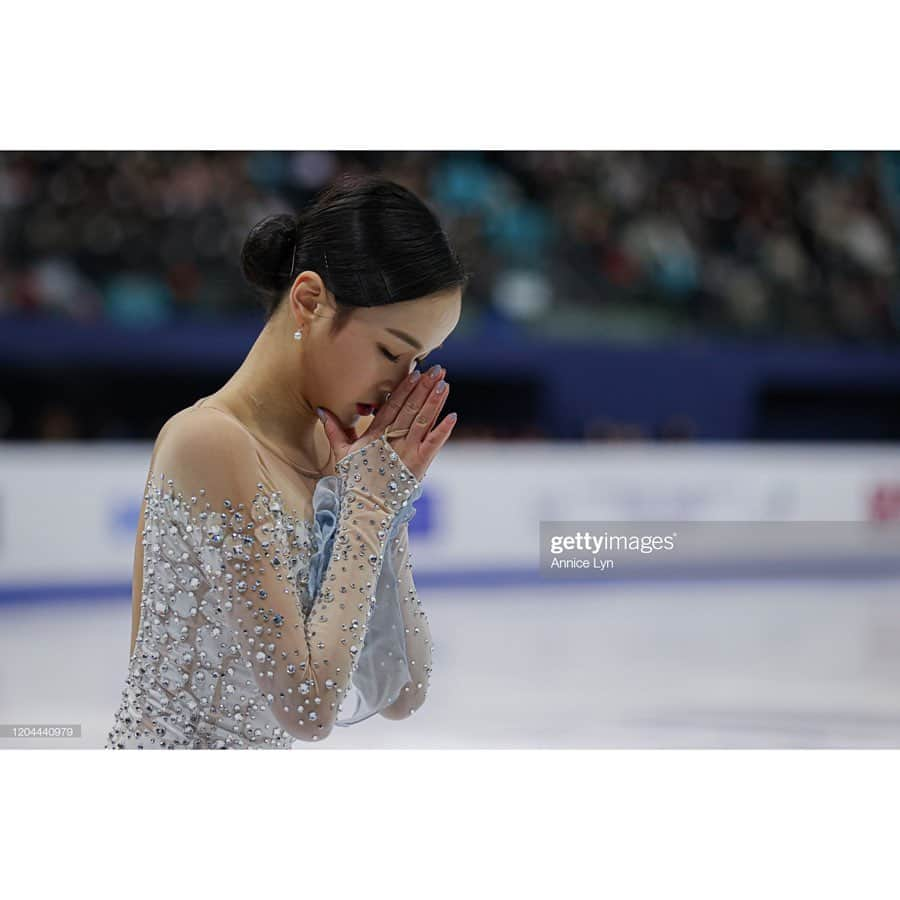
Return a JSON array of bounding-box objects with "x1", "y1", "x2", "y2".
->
[{"x1": 356, "y1": 403, "x2": 377, "y2": 416}]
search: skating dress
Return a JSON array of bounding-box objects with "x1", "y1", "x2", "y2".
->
[{"x1": 106, "y1": 397, "x2": 432, "y2": 748}]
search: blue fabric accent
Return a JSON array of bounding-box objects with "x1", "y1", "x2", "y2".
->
[
  {"x1": 305, "y1": 475, "x2": 341, "y2": 617},
  {"x1": 306, "y1": 475, "x2": 425, "y2": 725}
]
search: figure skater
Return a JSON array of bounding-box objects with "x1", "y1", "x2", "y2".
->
[{"x1": 106, "y1": 174, "x2": 467, "y2": 748}]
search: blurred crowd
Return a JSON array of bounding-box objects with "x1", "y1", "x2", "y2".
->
[
  {"x1": 1, "y1": 150, "x2": 899, "y2": 341},
  {"x1": 10, "y1": 400, "x2": 687, "y2": 444}
]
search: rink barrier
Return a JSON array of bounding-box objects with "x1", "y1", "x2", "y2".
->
[
  {"x1": 2, "y1": 555, "x2": 900, "y2": 606},
  {"x1": 0, "y1": 442, "x2": 898, "y2": 598}
]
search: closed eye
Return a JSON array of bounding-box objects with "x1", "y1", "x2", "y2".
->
[{"x1": 380, "y1": 346, "x2": 427, "y2": 366}]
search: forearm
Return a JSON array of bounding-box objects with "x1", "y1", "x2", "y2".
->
[
  {"x1": 379, "y1": 526, "x2": 434, "y2": 720},
  {"x1": 304, "y1": 435, "x2": 421, "y2": 732},
  {"x1": 222, "y1": 459, "x2": 412, "y2": 743}
]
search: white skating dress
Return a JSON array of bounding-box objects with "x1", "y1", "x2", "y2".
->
[{"x1": 106, "y1": 398, "x2": 431, "y2": 748}]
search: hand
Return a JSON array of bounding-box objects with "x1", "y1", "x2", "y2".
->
[{"x1": 317, "y1": 364, "x2": 456, "y2": 482}]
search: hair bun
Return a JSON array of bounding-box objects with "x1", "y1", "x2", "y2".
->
[{"x1": 240, "y1": 213, "x2": 297, "y2": 294}]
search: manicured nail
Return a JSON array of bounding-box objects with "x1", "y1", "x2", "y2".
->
[
  {"x1": 435, "y1": 379, "x2": 447, "y2": 393},
  {"x1": 446, "y1": 412, "x2": 457, "y2": 422},
  {"x1": 410, "y1": 370, "x2": 421, "y2": 383},
  {"x1": 316, "y1": 407, "x2": 326, "y2": 421},
  {"x1": 427, "y1": 364, "x2": 441, "y2": 378}
]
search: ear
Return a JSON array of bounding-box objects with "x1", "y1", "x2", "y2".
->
[{"x1": 287, "y1": 272, "x2": 323, "y2": 330}]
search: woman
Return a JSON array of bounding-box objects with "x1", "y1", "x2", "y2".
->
[{"x1": 106, "y1": 174, "x2": 467, "y2": 748}]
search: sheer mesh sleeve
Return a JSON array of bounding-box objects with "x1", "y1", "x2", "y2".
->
[
  {"x1": 307, "y1": 476, "x2": 431, "y2": 726},
  {"x1": 374, "y1": 514, "x2": 434, "y2": 722},
  {"x1": 150, "y1": 407, "x2": 423, "y2": 743}
]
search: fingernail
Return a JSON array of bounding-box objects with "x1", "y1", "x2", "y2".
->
[
  {"x1": 435, "y1": 379, "x2": 447, "y2": 393},
  {"x1": 316, "y1": 407, "x2": 326, "y2": 422},
  {"x1": 427, "y1": 364, "x2": 441, "y2": 378},
  {"x1": 410, "y1": 370, "x2": 421, "y2": 383},
  {"x1": 446, "y1": 412, "x2": 457, "y2": 422}
]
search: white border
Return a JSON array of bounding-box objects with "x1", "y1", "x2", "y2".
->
[{"x1": 4, "y1": 3, "x2": 900, "y2": 895}]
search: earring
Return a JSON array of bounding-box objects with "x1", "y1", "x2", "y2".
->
[{"x1": 293, "y1": 328, "x2": 303, "y2": 341}]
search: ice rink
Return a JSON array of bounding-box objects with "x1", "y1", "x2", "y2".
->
[{"x1": 3, "y1": 574, "x2": 900, "y2": 749}]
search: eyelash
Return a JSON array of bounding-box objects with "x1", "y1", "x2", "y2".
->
[{"x1": 380, "y1": 347, "x2": 425, "y2": 366}]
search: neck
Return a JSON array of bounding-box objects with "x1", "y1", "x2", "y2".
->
[{"x1": 214, "y1": 311, "x2": 329, "y2": 472}]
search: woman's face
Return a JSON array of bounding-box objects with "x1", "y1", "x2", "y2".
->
[{"x1": 302, "y1": 287, "x2": 462, "y2": 429}]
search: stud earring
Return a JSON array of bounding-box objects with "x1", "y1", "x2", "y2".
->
[{"x1": 293, "y1": 328, "x2": 303, "y2": 341}]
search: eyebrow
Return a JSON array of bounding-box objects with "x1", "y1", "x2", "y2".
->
[{"x1": 385, "y1": 328, "x2": 444, "y2": 353}]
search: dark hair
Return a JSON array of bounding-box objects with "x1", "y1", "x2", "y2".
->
[{"x1": 240, "y1": 173, "x2": 470, "y2": 332}]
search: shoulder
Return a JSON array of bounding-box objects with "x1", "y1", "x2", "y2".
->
[{"x1": 152, "y1": 405, "x2": 257, "y2": 475}]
